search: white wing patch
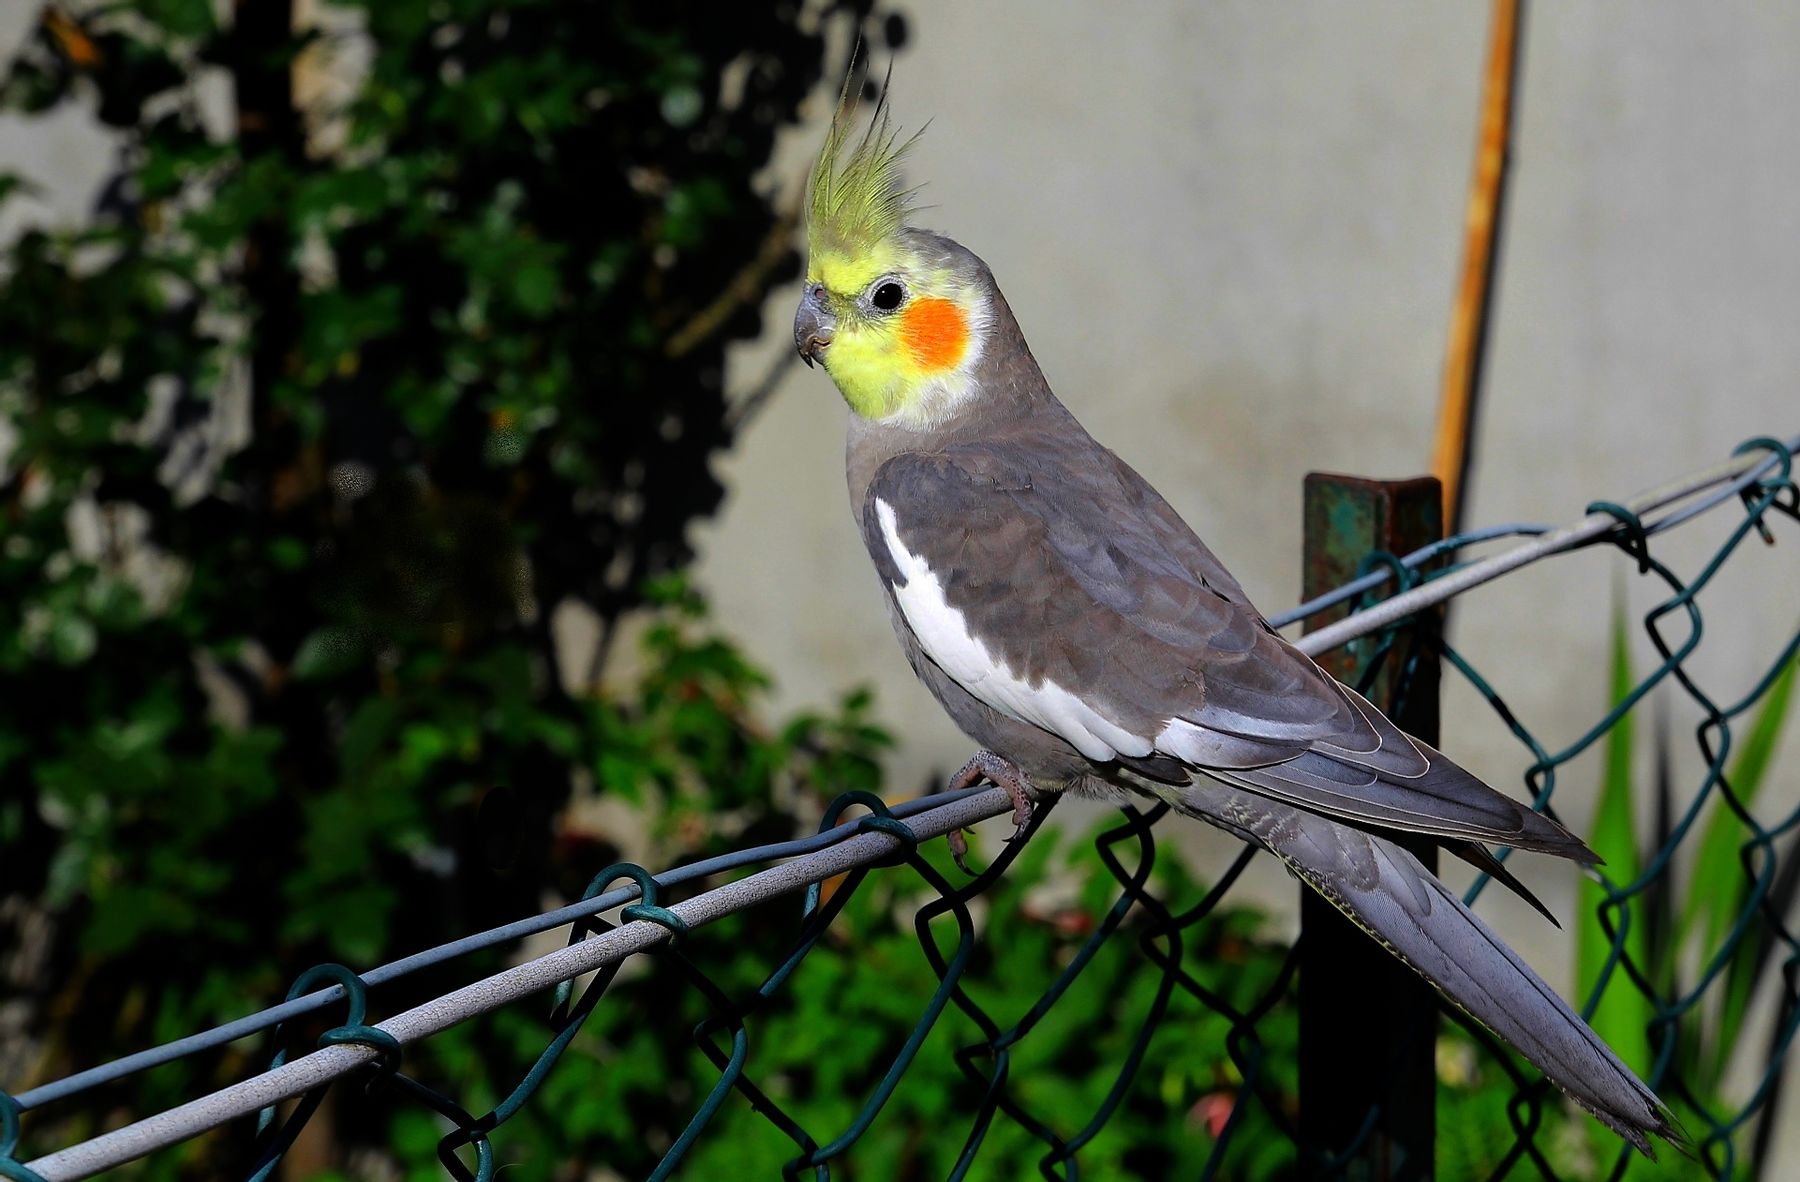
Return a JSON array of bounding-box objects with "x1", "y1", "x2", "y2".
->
[
  {"x1": 874, "y1": 498, "x2": 1152, "y2": 762},
  {"x1": 1155, "y1": 717, "x2": 1297, "y2": 769}
]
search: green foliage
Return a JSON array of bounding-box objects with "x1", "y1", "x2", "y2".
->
[
  {"x1": 1685, "y1": 650, "x2": 1800, "y2": 1059},
  {"x1": 1688, "y1": 646, "x2": 1800, "y2": 1095},
  {"x1": 1437, "y1": 604, "x2": 1800, "y2": 1182},
  {"x1": 384, "y1": 773, "x2": 1302, "y2": 1181},
  {"x1": 0, "y1": 5, "x2": 1307, "y2": 1177},
  {"x1": 1560, "y1": 599, "x2": 1800, "y2": 1179},
  {"x1": 0, "y1": 0, "x2": 899, "y2": 1175},
  {"x1": 1576, "y1": 596, "x2": 1653, "y2": 1076}
]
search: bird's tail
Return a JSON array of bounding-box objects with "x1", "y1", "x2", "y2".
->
[{"x1": 1160, "y1": 777, "x2": 1675, "y2": 1154}]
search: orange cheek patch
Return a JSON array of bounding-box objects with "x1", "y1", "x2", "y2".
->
[{"x1": 899, "y1": 297, "x2": 969, "y2": 372}]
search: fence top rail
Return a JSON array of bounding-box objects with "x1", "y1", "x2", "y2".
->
[
  {"x1": 10, "y1": 430, "x2": 1798, "y2": 1181},
  {"x1": 1284, "y1": 433, "x2": 1798, "y2": 643}
]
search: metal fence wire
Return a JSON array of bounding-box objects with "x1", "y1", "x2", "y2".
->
[{"x1": 4, "y1": 433, "x2": 1799, "y2": 1182}]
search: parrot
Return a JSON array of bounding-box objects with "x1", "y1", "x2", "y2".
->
[{"x1": 789, "y1": 83, "x2": 1673, "y2": 1154}]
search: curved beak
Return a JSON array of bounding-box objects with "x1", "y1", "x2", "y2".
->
[{"x1": 794, "y1": 284, "x2": 836, "y2": 369}]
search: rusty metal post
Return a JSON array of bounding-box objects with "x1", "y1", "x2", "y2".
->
[{"x1": 1299, "y1": 473, "x2": 1444, "y2": 1181}]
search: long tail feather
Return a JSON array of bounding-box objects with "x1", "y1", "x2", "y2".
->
[
  {"x1": 1161, "y1": 778, "x2": 1674, "y2": 1153},
  {"x1": 1447, "y1": 840, "x2": 1560, "y2": 929}
]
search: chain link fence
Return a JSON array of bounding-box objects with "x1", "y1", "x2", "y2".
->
[{"x1": 4, "y1": 434, "x2": 1797, "y2": 1181}]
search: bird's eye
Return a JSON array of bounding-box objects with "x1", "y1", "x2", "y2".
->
[{"x1": 870, "y1": 281, "x2": 906, "y2": 312}]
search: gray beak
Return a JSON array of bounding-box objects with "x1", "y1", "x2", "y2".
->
[{"x1": 794, "y1": 284, "x2": 836, "y2": 369}]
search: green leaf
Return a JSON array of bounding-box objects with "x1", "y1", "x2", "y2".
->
[
  {"x1": 1681, "y1": 646, "x2": 1800, "y2": 955},
  {"x1": 291, "y1": 625, "x2": 363, "y2": 680},
  {"x1": 508, "y1": 260, "x2": 561, "y2": 317},
  {"x1": 267, "y1": 536, "x2": 309, "y2": 571},
  {"x1": 48, "y1": 612, "x2": 97, "y2": 665},
  {"x1": 1689, "y1": 642, "x2": 1800, "y2": 1082},
  {"x1": 140, "y1": 0, "x2": 219, "y2": 38},
  {"x1": 1575, "y1": 596, "x2": 1652, "y2": 1075}
]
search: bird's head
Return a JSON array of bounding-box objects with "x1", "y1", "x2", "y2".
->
[{"x1": 795, "y1": 83, "x2": 991, "y2": 428}]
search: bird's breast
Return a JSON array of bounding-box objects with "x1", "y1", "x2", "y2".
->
[{"x1": 871, "y1": 497, "x2": 1152, "y2": 764}]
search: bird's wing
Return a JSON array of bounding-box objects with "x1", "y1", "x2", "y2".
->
[
  {"x1": 1162, "y1": 778, "x2": 1671, "y2": 1153},
  {"x1": 864, "y1": 442, "x2": 1587, "y2": 858}
]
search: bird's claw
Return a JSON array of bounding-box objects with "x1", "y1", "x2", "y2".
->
[
  {"x1": 947, "y1": 826, "x2": 975, "y2": 875},
  {"x1": 944, "y1": 750, "x2": 1036, "y2": 873}
]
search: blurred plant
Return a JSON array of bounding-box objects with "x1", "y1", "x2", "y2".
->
[
  {"x1": 0, "y1": 3, "x2": 1306, "y2": 1178},
  {"x1": 1429, "y1": 595, "x2": 1799, "y2": 1182},
  {"x1": 322, "y1": 617, "x2": 1304, "y2": 1182},
  {"x1": 508, "y1": 817, "x2": 1301, "y2": 1182},
  {"x1": 1577, "y1": 598, "x2": 1655, "y2": 1078},
  {"x1": 0, "y1": 0, "x2": 905, "y2": 1173},
  {"x1": 1497, "y1": 599, "x2": 1800, "y2": 1181},
  {"x1": 1683, "y1": 642, "x2": 1799, "y2": 1082}
]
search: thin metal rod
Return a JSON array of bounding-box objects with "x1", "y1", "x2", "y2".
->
[
  {"x1": 10, "y1": 787, "x2": 991, "y2": 1113},
  {"x1": 1268, "y1": 521, "x2": 1548, "y2": 631},
  {"x1": 1299, "y1": 435, "x2": 1796, "y2": 656},
  {"x1": 22, "y1": 790, "x2": 1013, "y2": 1182},
  {"x1": 1431, "y1": 0, "x2": 1524, "y2": 531}
]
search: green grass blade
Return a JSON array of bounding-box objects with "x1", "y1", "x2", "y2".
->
[
  {"x1": 1682, "y1": 650, "x2": 1799, "y2": 953},
  {"x1": 1577, "y1": 598, "x2": 1652, "y2": 1075},
  {"x1": 1692, "y1": 648, "x2": 1800, "y2": 1082}
]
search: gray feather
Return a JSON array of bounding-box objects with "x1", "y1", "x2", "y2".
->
[
  {"x1": 1160, "y1": 778, "x2": 1672, "y2": 1152},
  {"x1": 863, "y1": 444, "x2": 1595, "y2": 862}
]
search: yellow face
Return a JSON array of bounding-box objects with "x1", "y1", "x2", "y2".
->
[{"x1": 800, "y1": 241, "x2": 983, "y2": 424}]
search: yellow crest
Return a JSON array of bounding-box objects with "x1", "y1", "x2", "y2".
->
[{"x1": 806, "y1": 69, "x2": 922, "y2": 259}]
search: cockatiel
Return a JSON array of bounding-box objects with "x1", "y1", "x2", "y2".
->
[{"x1": 791, "y1": 84, "x2": 1672, "y2": 1153}]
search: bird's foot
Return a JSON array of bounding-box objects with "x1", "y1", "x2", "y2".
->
[
  {"x1": 945, "y1": 827, "x2": 975, "y2": 875},
  {"x1": 944, "y1": 750, "x2": 1036, "y2": 875}
]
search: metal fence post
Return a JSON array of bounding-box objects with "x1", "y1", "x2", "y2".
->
[{"x1": 1299, "y1": 473, "x2": 1444, "y2": 1181}]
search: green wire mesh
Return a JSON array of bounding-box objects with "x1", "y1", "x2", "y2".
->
[{"x1": 3, "y1": 436, "x2": 1796, "y2": 1181}]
